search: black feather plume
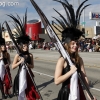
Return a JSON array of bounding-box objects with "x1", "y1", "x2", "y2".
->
[
  {"x1": 7, "y1": 9, "x2": 31, "y2": 44},
  {"x1": 53, "y1": 0, "x2": 90, "y2": 42}
]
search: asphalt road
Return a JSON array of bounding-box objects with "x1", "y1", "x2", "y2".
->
[{"x1": 0, "y1": 49, "x2": 100, "y2": 100}]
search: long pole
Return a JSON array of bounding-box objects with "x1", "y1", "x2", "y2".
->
[
  {"x1": 83, "y1": 5, "x2": 85, "y2": 28},
  {"x1": 73, "y1": 0, "x2": 74, "y2": 7},
  {"x1": 78, "y1": 0, "x2": 80, "y2": 5},
  {"x1": 82, "y1": 0, "x2": 86, "y2": 38}
]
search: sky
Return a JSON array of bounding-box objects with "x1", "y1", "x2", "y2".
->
[{"x1": 0, "y1": 0, "x2": 100, "y2": 28}]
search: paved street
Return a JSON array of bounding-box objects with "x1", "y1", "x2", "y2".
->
[{"x1": 0, "y1": 49, "x2": 100, "y2": 100}]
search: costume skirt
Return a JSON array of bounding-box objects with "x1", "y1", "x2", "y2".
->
[
  {"x1": 13, "y1": 67, "x2": 40, "y2": 99},
  {"x1": 25, "y1": 69, "x2": 40, "y2": 100},
  {"x1": 57, "y1": 85, "x2": 69, "y2": 100},
  {"x1": 3, "y1": 67, "x2": 12, "y2": 94},
  {"x1": 57, "y1": 82, "x2": 86, "y2": 100}
]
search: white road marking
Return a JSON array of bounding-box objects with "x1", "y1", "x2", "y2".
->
[
  {"x1": 91, "y1": 87, "x2": 100, "y2": 92},
  {"x1": 33, "y1": 70, "x2": 54, "y2": 78},
  {"x1": 33, "y1": 70, "x2": 100, "y2": 92}
]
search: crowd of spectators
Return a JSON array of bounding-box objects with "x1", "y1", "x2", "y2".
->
[
  {"x1": 5, "y1": 38, "x2": 100, "y2": 52},
  {"x1": 37, "y1": 38, "x2": 100, "y2": 52},
  {"x1": 78, "y1": 38, "x2": 100, "y2": 52}
]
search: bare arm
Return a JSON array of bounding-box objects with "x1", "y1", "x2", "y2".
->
[
  {"x1": 12, "y1": 54, "x2": 23, "y2": 69},
  {"x1": 54, "y1": 57, "x2": 77, "y2": 85}
]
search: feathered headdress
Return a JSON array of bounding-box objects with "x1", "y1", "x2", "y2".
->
[
  {"x1": 52, "y1": 0, "x2": 90, "y2": 43},
  {"x1": 7, "y1": 10, "x2": 31, "y2": 44},
  {"x1": 0, "y1": 24, "x2": 5, "y2": 45}
]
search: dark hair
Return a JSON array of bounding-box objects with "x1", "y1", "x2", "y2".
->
[
  {"x1": 0, "y1": 45, "x2": 9, "y2": 58},
  {"x1": 18, "y1": 43, "x2": 29, "y2": 52},
  {"x1": 64, "y1": 41, "x2": 80, "y2": 65}
]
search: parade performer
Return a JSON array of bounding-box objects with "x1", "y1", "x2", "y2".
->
[
  {"x1": 53, "y1": 0, "x2": 96, "y2": 100},
  {"x1": 0, "y1": 24, "x2": 12, "y2": 99},
  {"x1": 29, "y1": 0, "x2": 97, "y2": 99},
  {"x1": 6, "y1": 12, "x2": 40, "y2": 100}
]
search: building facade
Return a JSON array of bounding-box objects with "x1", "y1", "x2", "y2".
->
[{"x1": 3, "y1": 24, "x2": 95, "y2": 42}]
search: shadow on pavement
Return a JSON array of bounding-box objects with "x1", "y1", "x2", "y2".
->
[
  {"x1": 37, "y1": 78, "x2": 54, "y2": 91},
  {"x1": 82, "y1": 80, "x2": 100, "y2": 90},
  {"x1": 52, "y1": 98, "x2": 57, "y2": 100},
  {"x1": 89, "y1": 80, "x2": 100, "y2": 87}
]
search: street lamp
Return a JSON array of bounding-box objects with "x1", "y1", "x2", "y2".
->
[{"x1": 78, "y1": 0, "x2": 80, "y2": 6}]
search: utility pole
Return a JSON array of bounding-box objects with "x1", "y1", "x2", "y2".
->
[
  {"x1": 73, "y1": 0, "x2": 74, "y2": 8},
  {"x1": 82, "y1": 0, "x2": 86, "y2": 37},
  {"x1": 78, "y1": 0, "x2": 80, "y2": 6},
  {"x1": 78, "y1": 0, "x2": 85, "y2": 37},
  {"x1": 83, "y1": 6, "x2": 85, "y2": 28}
]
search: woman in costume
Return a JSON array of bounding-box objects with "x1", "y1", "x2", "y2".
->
[
  {"x1": 7, "y1": 12, "x2": 40, "y2": 100},
  {"x1": 0, "y1": 25, "x2": 12, "y2": 98},
  {"x1": 53, "y1": 0, "x2": 96, "y2": 100}
]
